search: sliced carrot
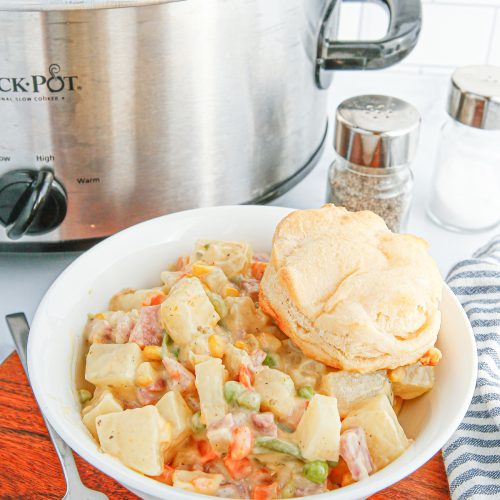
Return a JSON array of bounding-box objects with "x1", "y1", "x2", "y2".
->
[
  {"x1": 251, "y1": 261, "x2": 267, "y2": 281},
  {"x1": 239, "y1": 364, "x2": 253, "y2": 389},
  {"x1": 152, "y1": 465, "x2": 175, "y2": 485},
  {"x1": 223, "y1": 456, "x2": 252, "y2": 480},
  {"x1": 229, "y1": 426, "x2": 254, "y2": 460},
  {"x1": 197, "y1": 439, "x2": 218, "y2": 464},
  {"x1": 252, "y1": 482, "x2": 279, "y2": 500},
  {"x1": 146, "y1": 291, "x2": 166, "y2": 306}
]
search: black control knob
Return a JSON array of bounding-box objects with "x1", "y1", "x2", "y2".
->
[{"x1": 0, "y1": 167, "x2": 67, "y2": 240}]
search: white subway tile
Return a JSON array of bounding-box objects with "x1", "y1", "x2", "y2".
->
[
  {"x1": 359, "y1": 2, "x2": 389, "y2": 40},
  {"x1": 402, "y1": 4, "x2": 495, "y2": 67},
  {"x1": 488, "y1": 10, "x2": 500, "y2": 65},
  {"x1": 437, "y1": 0, "x2": 500, "y2": 6},
  {"x1": 338, "y1": 2, "x2": 362, "y2": 41}
]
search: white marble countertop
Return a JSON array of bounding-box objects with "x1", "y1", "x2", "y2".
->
[{"x1": 0, "y1": 70, "x2": 498, "y2": 362}]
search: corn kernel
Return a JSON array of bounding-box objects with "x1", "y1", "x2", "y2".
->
[
  {"x1": 143, "y1": 345, "x2": 162, "y2": 361},
  {"x1": 94, "y1": 313, "x2": 105, "y2": 320},
  {"x1": 225, "y1": 286, "x2": 240, "y2": 297},
  {"x1": 192, "y1": 263, "x2": 213, "y2": 276},
  {"x1": 234, "y1": 341, "x2": 247, "y2": 350},
  {"x1": 208, "y1": 334, "x2": 226, "y2": 358}
]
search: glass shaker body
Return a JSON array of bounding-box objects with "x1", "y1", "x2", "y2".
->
[
  {"x1": 327, "y1": 157, "x2": 414, "y2": 233},
  {"x1": 428, "y1": 119, "x2": 500, "y2": 232}
]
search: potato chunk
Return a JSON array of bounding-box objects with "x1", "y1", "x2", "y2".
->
[
  {"x1": 160, "y1": 277, "x2": 219, "y2": 347},
  {"x1": 320, "y1": 371, "x2": 392, "y2": 418},
  {"x1": 156, "y1": 391, "x2": 193, "y2": 446},
  {"x1": 96, "y1": 406, "x2": 171, "y2": 476},
  {"x1": 294, "y1": 394, "x2": 341, "y2": 462},
  {"x1": 191, "y1": 263, "x2": 235, "y2": 297},
  {"x1": 222, "y1": 296, "x2": 272, "y2": 337},
  {"x1": 341, "y1": 394, "x2": 410, "y2": 470},
  {"x1": 254, "y1": 367, "x2": 295, "y2": 419},
  {"x1": 280, "y1": 339, "x2": 328, "y2": 389},
  {"x1": 109, "y1": 287, "x2": 165, "y2": 311},
  {"x1": 195, "y1": 358, "x2": 227, "y2": 425},
  {"x1": 389, "y1": 363, "x2": 435, "y2": 400},
  {"x1": 193, "y1": 240, "x2": 252, "y2": 278},
  {"x1": 85, "y1": 343, "x2": 142, "y2": 389},
  {"x1": 82, "y1": 390, "x2": 123, "y2": 439},
  {"x1": 223, "y1": 344, "x2": 252, "y2": 379}
]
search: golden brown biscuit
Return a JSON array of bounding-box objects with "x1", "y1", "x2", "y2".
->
[{"x1": 259, "y1": 205, "x2": 442, "y2": 373}]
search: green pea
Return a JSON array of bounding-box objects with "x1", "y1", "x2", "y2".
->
[
  {"x1": 208, "y1": 292, "x2": 228, "y2": 319},
  {"x1": 254, "y1": 437, "x2": 302, "y2": 459},
  {"x1": 298, "y1": 386, "x2": 315, "y2": 400},
  {"x1": 303, "y1": 460, "x2": 329, "y2": 484},
  {"x1": 171, "y1": 346, "x2": 180, "y2": 358},
  {"x1": 262, "y1": 353, "x2": 278, "y2": 368},
  {"x1": 236, "y1": 390, "x2": 261, "y2": 410},
  {"x1": 78, "y1": 389, "x2": 92, "y2": 404},
  {"x1": 161, "y1": 332, "x2": 171, "y2": 359},
  {"x1": 191, "y1": 411, "x2": 206, "y2": 434},
  {"x1": 224, "y1": 381, "x2": 245, "y2": 403}
]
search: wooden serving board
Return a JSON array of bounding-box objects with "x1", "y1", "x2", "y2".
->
[{"x1": 0, "y1": 353, "x2": 451, "y2": 499}]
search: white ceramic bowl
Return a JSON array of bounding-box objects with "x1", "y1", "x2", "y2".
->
[{"x1": 28, "y1": 206, "x2": 477, "y2": 500}]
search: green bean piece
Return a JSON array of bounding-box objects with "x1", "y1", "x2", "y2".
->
[
  {"x1": 254, "y1": 437, "x2": 302, "y2": 459},
  {"x1": 303, "y1": 460, "x2": 329, "y2": 484},
  {"x1": 236, "y1": 390, "x2": 261, "y2": 411},
  {"x1": 262, "y1": 353, "x2": 278, "y2": 368},
  {"x1": 191, "y1": 411, "x2": 206, "y2": 434},
  {"x1": 224, "y1": 381, "x2": 245, "y2": 403},
  {"x1": 298, "y1": 386, "x2": 315, "y2": 400},
  {"x1": 78, "y1": 389, "x2": 92, "y2": 404}
]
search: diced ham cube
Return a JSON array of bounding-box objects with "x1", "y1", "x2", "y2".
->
[
  {"x1": 129, "y1": 305, "x2": 163, "y2": 347},
  {"x1": 250, "y1": 349, "x2": 267, "y2": 370},
  {"x1": 216, "y1": 481, "x2": 250, "y2": 499},
  {"x1": 339, "y1": 427, "x2": 374, "y2": 481},
  {"x1": 239, "y1": 277, "x2": 260, "y2": 302},
  {"x1": 207, "y1": 414, "x2": 235, "y2": 456},
  {"x1": 251, "y1": 412, "x2": 278, "y2": 438},
  {"x1": 87, "y1": 319, "x2": 113, "y2": 344},
  {"x1": 136, "y1": 379, "x2": 167, "y2": 405},
  {"x1": 163, "y1": 357, "x2": 196, "y2": 394},
  {"x1": 115, "y1": 314, "x2": 136, "y2": 343}
]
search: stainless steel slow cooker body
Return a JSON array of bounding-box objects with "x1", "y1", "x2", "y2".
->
[{"x1": 0, "y1": 0, "x2": 421, "y2": 249}]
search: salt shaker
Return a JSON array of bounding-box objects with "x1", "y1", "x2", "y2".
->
[
  {"x1": 327, "y1": 95, "x2": 421, "y2": 232},
  {"x1": 428, "y1": 65, "x2": 500, "y2": 232}
]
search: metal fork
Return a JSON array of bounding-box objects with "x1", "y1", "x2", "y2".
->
[{"x1": 6, "y1": 313, "x2": 108, "y2": 500}]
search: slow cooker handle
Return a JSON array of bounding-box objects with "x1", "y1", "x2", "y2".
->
[
  {"x1": 316, "y1": 0, "x2": 421, "y2": 86},
  {"x1": 6, "y1": 167, "x2": 55, "y2": 240}
]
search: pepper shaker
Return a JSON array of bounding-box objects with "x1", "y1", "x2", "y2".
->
[
  {"x1": 427, "y1": 65, "x2": 500, "y2": 233},
  {"x1": 326, "y1": 95, "x2": 421, "y2": 232}
]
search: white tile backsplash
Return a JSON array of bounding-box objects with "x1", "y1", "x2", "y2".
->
[
  {"x1": 337, "y1": 0, "x2": 500, "y2": 73},
  {"x1": 488, "y1": 10, "x2": 500, "y2": 64}
]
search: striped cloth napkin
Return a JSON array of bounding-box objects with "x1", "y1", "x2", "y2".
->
[{"x1": 442, "y1": 235, "x2": 500, "y2": 499}]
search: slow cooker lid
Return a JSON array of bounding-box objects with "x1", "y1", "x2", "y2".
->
[{"x1": 0, "y1": 0, "x2": 182, "y2": 11}]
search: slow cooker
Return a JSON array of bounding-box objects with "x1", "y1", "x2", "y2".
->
[{"x1": 0, "y1": 0, "x2": 421, "y2": 249}]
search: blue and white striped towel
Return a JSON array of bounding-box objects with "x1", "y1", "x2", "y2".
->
[{"x1": 443, "y1": 235, "x2": 500, "y2": 499}]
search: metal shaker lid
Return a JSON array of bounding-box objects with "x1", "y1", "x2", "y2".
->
[
  {"x1": 448, "y1": 65, "x2": 500, "y2": 130},
  {"x1": 334, "y1": 95, "x2": 421, "y2": 168}
]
